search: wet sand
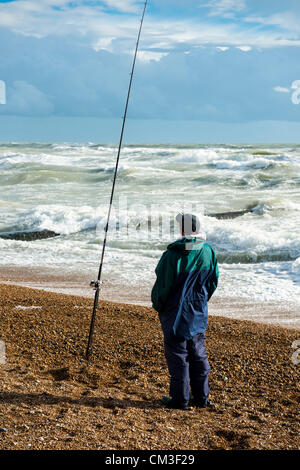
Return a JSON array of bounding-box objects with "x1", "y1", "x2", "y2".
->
[
  {"x1": 0, "y1": 283, "x2": 299, "y2": 450},
  {"x1": 0, "y1": 265, "x2": 299, "y2": 329}
]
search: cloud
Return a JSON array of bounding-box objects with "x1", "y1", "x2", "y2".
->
[
  {"x1": 201, "y1": 0, "x2": 246, "y2": 17},
  {"x1": 245, "y1": 11, "x2": 300, "y2": 35},
  {"x1": 137, "y1": 51, "x2": 169, "y2": 63},
  {"x1": 0, "y1": 80, "x2": 54, "y2": 115},
  {"x1": 0, "y1": 1, "x2": 300, "y2": 125},
  {"x1": 1, "y1": 0, "x2": 300, "y2": 54},
  {"x1": 236, "y1": 45, "x2": 251, "y2": 51},
  {"x1": 101, "y1": 0, "x2": 140, "y2": 13},
  {"x1": 2, "y1": 27, "x2": 300, "y2": 123},
  {"x1": 274, "y1": 86, "x2": 291, "y2": 93}
]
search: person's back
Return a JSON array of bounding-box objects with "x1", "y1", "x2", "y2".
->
[
  {"x1": 151, "y1": 213, "x2": 219, "y2": 410},
  {"x1": 152, "y1": 237, "x2": 218, "y2": 340}
]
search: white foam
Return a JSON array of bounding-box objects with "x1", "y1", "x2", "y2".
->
[{"x1": 1, "y1": 142, "x2": 300, "y2": 315}]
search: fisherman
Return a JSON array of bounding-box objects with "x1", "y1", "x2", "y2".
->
[{"x1": 151, "y1": 213, "x2": 219, "y2": 410}]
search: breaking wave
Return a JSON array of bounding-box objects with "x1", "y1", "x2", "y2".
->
[{"x1": 0, "y1": 142, "x2": 299, "y2": 308}]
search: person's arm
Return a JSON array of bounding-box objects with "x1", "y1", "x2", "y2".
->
[
  {"x1": 207, "y1": 249, "x2": 219, "y2": 301},
  {"x1": 151, "y1": 250, "x2": 176, "y2": 314}
]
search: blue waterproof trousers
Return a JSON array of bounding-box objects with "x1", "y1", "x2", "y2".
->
[{"x1": 164, "y1": 332, "x2": 210, "y2": 407}]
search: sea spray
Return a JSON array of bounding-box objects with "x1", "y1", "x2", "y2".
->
[{"x1": 0, "y1": 142, "x2": 299, "y2": 317}]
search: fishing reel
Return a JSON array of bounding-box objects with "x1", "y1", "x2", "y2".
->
[{"x1": 90, "y1": 280, "x2": 103, "y2": 290}]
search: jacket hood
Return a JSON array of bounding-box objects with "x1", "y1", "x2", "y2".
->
[{"x1": 167, "y1": 237, "x2": 205, "y2": 254}]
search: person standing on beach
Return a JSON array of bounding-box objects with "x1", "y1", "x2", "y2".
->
[{"x1": 151, "y1": 213, "x2": 219, "y2": 410}]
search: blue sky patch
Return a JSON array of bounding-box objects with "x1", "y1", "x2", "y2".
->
[{"x1": 0, "y1": 0, "x2": 299, "y2": 141}]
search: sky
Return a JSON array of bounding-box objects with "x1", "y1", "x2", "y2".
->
[{"x1": 0, "y1": 0, "x2": 300, "y2": 143}]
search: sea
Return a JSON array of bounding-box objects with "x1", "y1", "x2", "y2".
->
[{"x1": 0, "y1": 142, "x2": 299, "y2": 327}]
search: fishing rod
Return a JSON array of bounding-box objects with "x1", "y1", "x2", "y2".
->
[{"x1": 85, "y1": 0, "x2": 148, "y2": 359}]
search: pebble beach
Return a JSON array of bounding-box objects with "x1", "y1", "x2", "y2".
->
[{"x1": 0, "y1": 283, "x2": 299, "y2": 450}]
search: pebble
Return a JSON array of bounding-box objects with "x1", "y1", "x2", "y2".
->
[
  {"x1": 166, "y1": 426, "x2": 175, "y2": 431},
  {"x1": 0, "y1": 283, "x2": 298, "y2": 451}
]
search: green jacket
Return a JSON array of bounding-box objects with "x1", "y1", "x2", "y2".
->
[{"x1": 151, "y1": 237, "x2": 219, "y2": 338}]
